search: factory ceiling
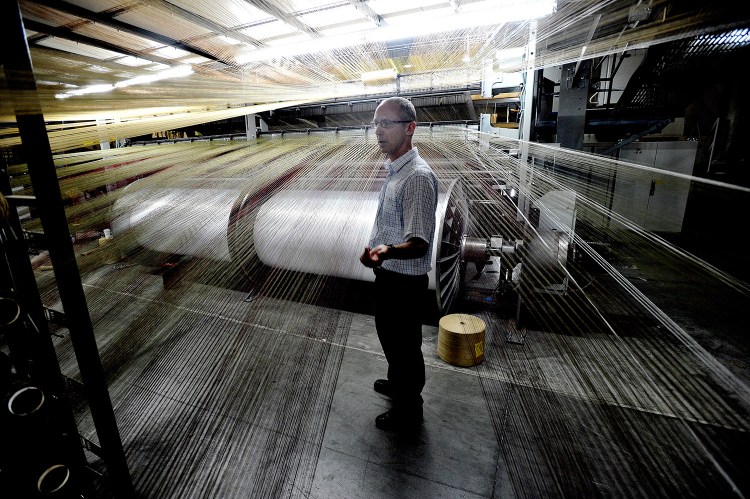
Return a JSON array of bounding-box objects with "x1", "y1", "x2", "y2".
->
[{"x1": 1, "y1": 0, "x2": 749, "y2": 150}]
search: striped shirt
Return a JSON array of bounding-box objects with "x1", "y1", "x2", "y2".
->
[{"x1": 369, "y1": 147, "x2": 439, "y2": 276}]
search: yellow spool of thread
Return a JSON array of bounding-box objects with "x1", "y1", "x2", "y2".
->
[{"x1": 437, "y1": 314, "x2": 486, "y2": 367}]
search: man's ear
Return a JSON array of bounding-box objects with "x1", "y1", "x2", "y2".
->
[{"x1": 406, "y1": 121, "x2": 417, "y2": 135}]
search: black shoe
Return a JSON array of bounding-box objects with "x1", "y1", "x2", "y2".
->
[
  {"x1": 375, "y1": 409, "x2": 423, "y2": 432},
  {"x1": 374, "y1": 379, "x2": 394, "y2": 398}
]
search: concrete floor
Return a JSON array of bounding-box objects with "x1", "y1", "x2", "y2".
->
[
  {"x1": 45, "y1": 263, "x2": 508, "y2": 498},
  {"x1": 27, "y1": 249, "x2": 749, "y2": 498}
]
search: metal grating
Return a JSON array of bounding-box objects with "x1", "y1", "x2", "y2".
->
[{"x1": 617, "y1": 27, "x2": 750, "y2": 114}]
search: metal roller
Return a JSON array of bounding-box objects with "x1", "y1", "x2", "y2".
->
[
  {"x1": 110, "y1": 177, "x2": 468, "y2": 312},
  {"x1": 461, "y1": 236, "x2": 490, "y2": 273}
]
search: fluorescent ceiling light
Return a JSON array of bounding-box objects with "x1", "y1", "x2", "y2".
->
[
  {"x1": 113, "y1": 56, "x2": 153, "y2": 67},
  {"x1": 180, "y1": 56, "x2": 212, "y2": 65},
  {"x1": 236, "y1": 0, "x2": 556, "y2": 64},
  {"x1": 36, "y1": 80, "x2": 67, "y2": 86},
  {"x1": 143, "y1": 63, "x2": 171, "y2": 72},
  {"x1": 219, "y1": 35, "x2": 244, "y2": 46},
  {"x1": 361, "y1": 68, "x2": 397, "y2": 82},
  {"x1": 56, "y1": 65, "x2": 193, "y2": 99},
  {"x1": 113, "y1": 65, "x2": 194, "y2": 88},
  {"x1": 150, "y1": 46, "x2": 192, "y2": 59},
  {"x1": 385, "y1": 6, "x2": 454, "y2": 27},
  {"x1": 37, "y1": 37, "x2": 124, "y2": 60},
  {"x1": 88, "y1": 65, "x2": 114, "y2": 74},
  {"x1": 55, "y1": 83, "x2": 114, "y2": 99}
]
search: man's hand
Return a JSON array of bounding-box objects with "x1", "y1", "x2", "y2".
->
[
  {"x1": 360, "y1": 246, "x2": 377, "y2": 268},
  {"x1": 360, "y1": 245, "x2": 390, "y2": 268}
]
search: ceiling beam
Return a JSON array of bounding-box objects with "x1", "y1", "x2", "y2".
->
[
  {"x1": 28, "y1": 0, "x2": 233, "y2": 66},
  {"x1": 137, "y1": 0, "x2": 265, "y2": 47},
  {"x1": 346, "y1": 0, "x2": 385, "y2": 27},
  {"x1": 24, "y1": 19, "x2": 179, "y2": 67},
  {"x1": 242, "y1": 0, "x2": 322, "y2": 38}
]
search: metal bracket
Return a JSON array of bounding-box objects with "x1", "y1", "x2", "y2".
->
[
  {"x1": 80, "y1": 435, "x2": 103, "y2": 458},
  {"x1": 44, "y1": 306, "x2": 66, "y2": 327},
  {"x1": 506, "y1": 296, "x2": 527, "y2": 344}
]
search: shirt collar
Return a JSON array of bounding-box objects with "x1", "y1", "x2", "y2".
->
[{"x1": 384, "y1": 147, "x2": 418, "y2": 174}]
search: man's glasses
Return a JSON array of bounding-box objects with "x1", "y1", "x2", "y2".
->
[{"x1": 370, "y1": 119, "x2": 412, "y2": 129}]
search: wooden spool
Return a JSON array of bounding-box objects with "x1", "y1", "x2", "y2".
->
[{"x1": 437, "y1": 314, "x2": 486, "y2": 367}]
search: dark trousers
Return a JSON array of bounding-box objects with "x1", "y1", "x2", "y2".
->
[{"x1": 374, "y1": 268, "x2": 427, "y2": 410}]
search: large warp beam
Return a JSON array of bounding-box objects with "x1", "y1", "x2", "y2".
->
[{"x1": 110, "y1": 178, "x2": 468, "y2": 312}]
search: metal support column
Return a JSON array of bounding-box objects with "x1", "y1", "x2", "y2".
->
[
  {"x1": 245, "y1": 113, "x2": 257, "y2": 140},
  {"x1": 1, "y1": 1, "x2": 134, "y2": 497},
  {"x1": 518, "y1": 20, "x2": 538, "y2": 219}
]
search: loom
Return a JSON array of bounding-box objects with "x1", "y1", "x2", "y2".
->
[
  {"x1": 110, "y1": 175, "x2": 482, "y2": 313},
  {"x1": 4, "y1": 0, "x2": 747, "y2": 496},
  {"x1": 109, "y1": 163, "x2": 577, "y2": 315}
]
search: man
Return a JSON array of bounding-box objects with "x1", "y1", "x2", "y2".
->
[{"x1": 359, "y1": 96, "x2": 439, "y2": 432}]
